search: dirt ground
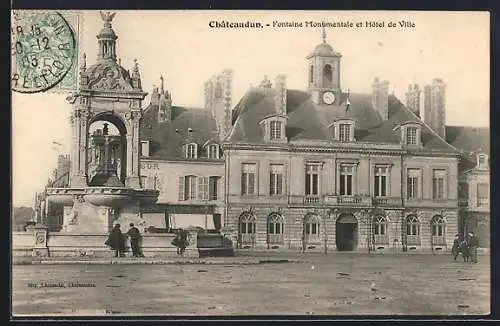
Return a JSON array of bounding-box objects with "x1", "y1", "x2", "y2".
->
[{"x1": 12, "y1": 253, "x2": 489, "y2": 316}]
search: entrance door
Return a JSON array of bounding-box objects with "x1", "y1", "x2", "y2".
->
[{"x1": 336, "y1": 214, "x2": 358, "y2": 251}]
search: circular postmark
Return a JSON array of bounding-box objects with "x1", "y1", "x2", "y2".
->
[{"x1": 11, "y1": 11, "x2": 76, "y2": 93}]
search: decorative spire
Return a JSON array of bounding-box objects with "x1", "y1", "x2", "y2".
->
[
  {"x1": 132, "y1": 58, "x2": 140, "y2": 78},
  {"x1": 260, "y1": 75, "x2": 272, "y2": 88},
  {"x1": 345, "y1": 88, "x2": 351, "y2": 116},
  {"x1": 80, "y1": 52, "x2": 86, "y2": 72},
  {"x1": 322, "y1": 26, "x2": 327, "y2": 43},
  {"x1": 100, "y1": 11, "x2": 116, "y2": 26},
  {"x1": 160, "y1": 75, "x2": 164, "y2": 95},
  {"x1": 97, "y1": 12, "x2": 117, "y2": 61}
]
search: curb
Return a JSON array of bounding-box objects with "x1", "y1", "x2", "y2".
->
[{"x1": 13, "y1": 258, "x2": 303, "y2": 265}]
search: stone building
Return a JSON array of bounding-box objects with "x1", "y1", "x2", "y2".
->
[
  {"x1": 222, "y1": 34, "x2": 464, "y2": 253},
  {"x1": 41, "y1": 17, "x2": 488, "y2": 251}
]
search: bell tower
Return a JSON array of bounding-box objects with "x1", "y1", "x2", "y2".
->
[{"x1": 307, "y1": 27, "x2": 342, "y2": 105}]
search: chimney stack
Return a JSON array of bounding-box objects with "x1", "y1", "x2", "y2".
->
[
  {"x1": 372, "y1": 77, "x2": 389, "y2": 120},
  {"x1": 423, "y1": 78, "x2": 446, "y2": 139},
  {"x1": 274, "y1": 74, "x2": 287, "y2": 115}
]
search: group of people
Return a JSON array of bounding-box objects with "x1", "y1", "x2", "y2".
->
[
  {"x1": 105, "y1": 223, "x2": 144, "y2": 258},
  {"x1": 105, "y1": 224, "x2": 191, "y2": 257},
  {"x1": 452, "y1": 232, "x2": 480, "y2": 263}
]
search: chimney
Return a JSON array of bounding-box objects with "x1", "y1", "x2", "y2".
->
[
  {"x1": 406, "y1": 84, "x2": 413, "y2": 109},
  {"x1": 150, "y1": 85, "x2": 160, "y2": 106},
  {"x1": 423, "y1": 78, "x2": 446, "y2": 139},
  {"x1": 412, "y1": 84, "x2": 421, "y2": 117},
  {"x1": 372, "y1": 77, "x2": 389, "y2": 120},
  {"x1": 158, "y1": 76, "x2": 172, "y2": 123},
  {"x1": 274, "y1": 74, "x2": 287, "y2": 115}
]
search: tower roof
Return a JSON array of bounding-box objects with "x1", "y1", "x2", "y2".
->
[{"x1": 306, "y1": 28, "x2": 342, "y2": 58}]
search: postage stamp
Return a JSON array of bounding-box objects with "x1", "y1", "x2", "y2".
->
[{"x1": 11, "y1": 10, "x2": 77, "y2": 93}]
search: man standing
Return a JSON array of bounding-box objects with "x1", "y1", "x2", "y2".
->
[
  {"x1": 127, "y1": 223, "x2": 144, "y2": 258},
  {"x1": 451, "y1": 234, "x2": 461, "y2": 261},
  {"x1": 468, "y1": 232, "x2": 479, "y2": 263}
]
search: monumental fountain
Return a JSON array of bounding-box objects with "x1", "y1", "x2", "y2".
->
[{"x1": 14, "y1": 12, "x2": 198, "y2": 258}]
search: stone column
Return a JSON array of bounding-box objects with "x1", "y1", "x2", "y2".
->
[
  {"x1": 125, "y1": 110, "x2": 142, "y2": 188},
  {"x1": 69, "y1": 99, "x2": 90, "y2": 188}
]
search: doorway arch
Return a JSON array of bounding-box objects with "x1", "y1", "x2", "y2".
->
[{"x1": 336, "y1": 213, "x2": 358, "y2": 251}]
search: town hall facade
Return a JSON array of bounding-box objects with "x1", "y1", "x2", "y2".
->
[{"x1": 42, "y1": 17, "x2": 489, "y2": 252}]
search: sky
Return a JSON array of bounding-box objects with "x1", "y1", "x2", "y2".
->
[{"x1": 12, "y1": 10, "x2": 490, "y2": 207}]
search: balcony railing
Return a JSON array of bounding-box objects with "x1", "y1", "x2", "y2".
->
[
  {"x1": 372, "y1": 197, "x2": 402, "y2": 207},
  {"x1": 374, "y1": 234, "x2": 389, "y2": 245},
  {"x1": 303, "y1": 196, "x2": 321, "y2": 204},
  {"x1": 406, "y1": 235, "x2": 421, "y2": 245},
  {"x1": 267, "y1": 234, "x2": 284, "y2": 245},
  {"x1": 239, "y1": 233, "x2": 256, "y2": 245},
  {"x1": 431, "y1": 236, "x2": 446, "y2": 246}
]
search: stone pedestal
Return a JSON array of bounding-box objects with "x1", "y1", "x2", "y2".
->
[{"x1": 25, "y1": 224, "x2": 49, "y2": 257}]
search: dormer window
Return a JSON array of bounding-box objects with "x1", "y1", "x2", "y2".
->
[
  {"x1": 140, "y1": 140, "x2": 150, "y2": 157},
  {"x1": 395, "y1": 122, "x2": 422, "y2": 146},
  {"x1": 270, "y1": 120, "x2": 282, "y2": 140},
  {"x1": 477, "y1": 153, "x2": 489, "y2": 169},
  {"x1": 406, "y1": 127, "x2": 418, "y2": 145},
  {"x1": 259, "y1": 115, "x2": 288, "y2": 143},
  {"x1": 330, "y1": 118, "x2": 355, "y2": 142},
  {"x1": 208, "y1": 144, "x2": 219, "y2": 159},
  {"x1": 186, "y1": 143, "x2": 197, "y2": 159}
]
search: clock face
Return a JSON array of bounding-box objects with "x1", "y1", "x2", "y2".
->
[{"x1": 323, "y1": 91, "x2": 335, "y2": 105}]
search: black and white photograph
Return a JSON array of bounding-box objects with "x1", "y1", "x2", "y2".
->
[{"x1": 11, "y1": 10, "x2": 490, "y2": 316}]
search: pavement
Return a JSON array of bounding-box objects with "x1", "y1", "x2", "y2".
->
[{"x1": 12, "y1": 253, "x2": 490, "y2": 316}]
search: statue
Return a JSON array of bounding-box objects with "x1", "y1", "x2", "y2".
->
[{"x1": 100, "y1": 11, "x2": 116, "y2": 23}]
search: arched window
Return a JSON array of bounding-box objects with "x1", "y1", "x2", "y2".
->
[
  {"x1": 323, "y1": 64, "x2": 333, "y2": 82},
  {"x1": 304, "y1": 213, "x2": 321, "y2": 242},
  {"x1": 431, "y1": 215, "x2": 445, "y2": 236},
  {"x1": 186, "y1": 143, "x2": 197, "y2": 159},
  {"x1": 267, "y1": 213, "x2": 284, "y2": 244},
  {"x1": 239, "y1": 212, "x2": 256, "y2": 245},
  {"x1": 406, "y1": 215, "x2": 420, "y2": 236},
  {"x1": 207, "y1": 144, "x2": 219, "y2": 159},
  {"x1": 309, "y1": 65, "x2": 314, "y2": 83},
  {"x1": 373, "y1": 215, "x2": 389, "y2": 245},
  {"x1": 406, "y1": 214, "x2": 421, "y2": 245}
]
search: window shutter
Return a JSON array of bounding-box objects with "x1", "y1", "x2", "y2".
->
[{"x1": 178, "y1": 176, "x2": 185, "y2": 201}]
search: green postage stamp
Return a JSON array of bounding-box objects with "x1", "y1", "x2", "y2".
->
[{"x1": 11, "y1": 10, "x2": 81, "y2": 93}]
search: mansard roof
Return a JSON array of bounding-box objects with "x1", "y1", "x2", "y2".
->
[
  {"x1": 140, "y1": 103, "x2": 219, "y2": 160},
  {"x1": 228, "y1": 88, "x2": 458, "y2": 154},
  {"x1": 445, "y1": 125, "x2": 490, "y2": 164}
]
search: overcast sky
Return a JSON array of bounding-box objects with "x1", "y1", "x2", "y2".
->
[{"x1": 12, "y1": 10, "x2": 489, "y2": 207}]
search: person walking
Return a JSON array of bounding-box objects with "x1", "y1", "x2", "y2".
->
[
  {"x1": 127, "y1": 223, "x2": 144, "y2": 258},
  {"x1": 468, "y1": 232, "x2": 479, "y2": 263},
  {"x1": 451, "y1": 234, "x2": 461, "y2": 261},
  {"x1": 106, "y1": 223, "x2": 126, "y2": 258}
]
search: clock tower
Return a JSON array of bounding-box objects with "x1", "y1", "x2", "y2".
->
[{"x1": 307, "y1": 28, "x2": 342, "y2": 105}]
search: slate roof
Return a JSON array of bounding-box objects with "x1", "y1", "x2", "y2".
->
[
  {"x1": 140, "y1": 103, "x2": 219, "y2": 160},
  {"x1": 445, "y1": 125, "x2": 490, "y2": 167},
  {"x1": 228, "y1": 87, "x2": 458, "y2": 154}
]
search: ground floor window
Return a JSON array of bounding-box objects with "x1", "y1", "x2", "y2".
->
[
  {"x1": 373, "y1": 215, "x2": 389, "y2": 244},
  {"x1": 267, "y1": 213, "x2": 284, "y2": 244},
  {"x1": 304, "y1": 213, "x2": 321, "y2": 243},
  {"x1": 239, "y1": 212, "x2": 256, "y2": 245},
  {"x1": 431, "y1": 215, "x2": 446, "y2": 245},
  {"x1": 406, "y1": 215, "x2": 421, "y2": 245}
]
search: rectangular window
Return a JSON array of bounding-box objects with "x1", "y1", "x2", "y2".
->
[
  {"x1": 374, "y1": 166, "x2": 388, "y2": 197},
  {"x1": 269, "y1": 164, "x2": 284, "y2": 196},
  {"x1": 186, "y1": 144, "x2": 197, "y2": 159},
  {"x1": 407, "y1": 168, "x2": 420, "y2": 199},
  {"x1": 339, "y1": 124, "x2": 351, "y2": 142},
  {"x1": 184, "y1": 175, "x2": 197, "y2": 200},
  {"x1": 406, "y1": 127, "x2": 418, "y2": 145},
  {"x1": 198, "y1": 176, "x2": 209, "y2": 201},
  {"x1": 477, "y1": 183, "x2": 489, "y2": 206},
  {"x1": 208, "y1": 144, "x2": 219, "y2": 159},
  {"x1": 241, "y1": 164, "x2": 256, "y2": 195},
  {"x1": 432, "y1": 169, "x2": 446, "y2": 200},
  {"x1": 305, "y1": 164, "x2": 320, "y2": 195},
  {"x1": 209, "y1": 176, "x2": 218, "y2": 201},
  {"x1": 339, "y1": 165, "x2": 354, "y2": 196},
  {"x1": 270, "y1": 121, "x2": 282, "y2": 140},
  {"x1": 140, "y1": 175, "x2": 148, "y2": 188},
  {"x1": 140, "y1": 141, "x2": 150, "y2": 157}
]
